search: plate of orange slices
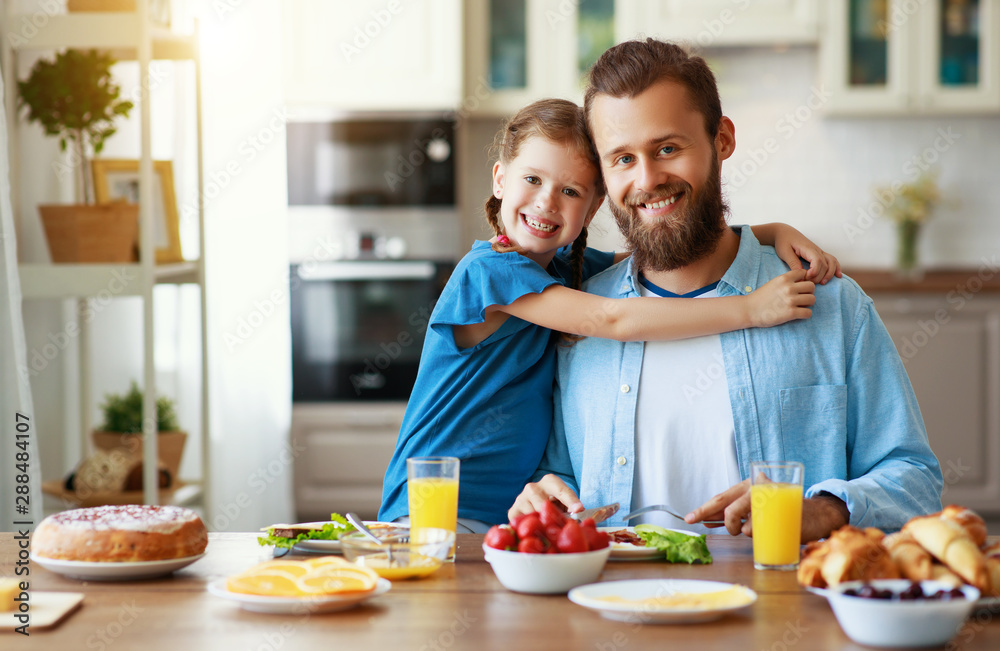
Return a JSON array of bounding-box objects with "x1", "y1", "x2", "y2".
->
[{"x1": 208, "y1": 557, "x2": 390, "y2": 614}]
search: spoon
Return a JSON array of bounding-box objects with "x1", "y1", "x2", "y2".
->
[{"x1": 346, "y1": 512, "x2": 394, "y2": 566}]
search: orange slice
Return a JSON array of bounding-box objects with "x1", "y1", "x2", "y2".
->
[
  {"x1": 302, "y1": 557, "x2": 353, "y2": 571},
  {"x1": 226, "y1": 572, "x2": 302, "y2": 597},
  {"x1": 297, "y1": 566, "x2": 379, "y2": 595},
  {"x1": 249, "y1": 560, "x2": 312, "y2": 578}
]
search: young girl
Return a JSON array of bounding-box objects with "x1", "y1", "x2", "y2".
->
[{"x1": 379, "y1": 99, "x2": 839, "y2": 532}]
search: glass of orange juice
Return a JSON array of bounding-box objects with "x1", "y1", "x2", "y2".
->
[
  {"x1": 750, "y1": 461, "x2": 803, "y2": 571},
  {"x1": 407, "y1": 456, "x2": 460, "y2": 561}
]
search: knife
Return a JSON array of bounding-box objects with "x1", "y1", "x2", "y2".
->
[{"x1": 569, "y1": 502, "x2": 620, "y2": 524}]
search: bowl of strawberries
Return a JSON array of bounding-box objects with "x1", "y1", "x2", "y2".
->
[{"x1": 482, "y1": 501, "x2": 611, "y2": 594}]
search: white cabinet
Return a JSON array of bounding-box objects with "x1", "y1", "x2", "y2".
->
[
  {"x1": 857, "y1": 272, "x2": 1000, "y2": 514},
  {"x1": 1, "y1": 2, "x2": 211, "y2": 514},
  {"x1": 463, "y1": 0, "x2": 615, "y2": 115},
  {"x1": 291, "y1": 403, "x2": 405, "y2": 521},
  {"x1": 616, "y1": 0, "x2": 819, "y2": 47},
  {"x1": 282, "y1": 0, "x2": 463, "y2": 112},
  {"x1": 821, "y1": 0, "x2": 1000, "y2": 115}
]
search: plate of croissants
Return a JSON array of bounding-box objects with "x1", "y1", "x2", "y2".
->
[{"x1": 797, "y1": 505, "x2": 999, "y2": 611}]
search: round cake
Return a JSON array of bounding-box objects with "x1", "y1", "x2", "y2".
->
[{"x1": 31, "y1": 505, "x2": 208, "y2": 562}]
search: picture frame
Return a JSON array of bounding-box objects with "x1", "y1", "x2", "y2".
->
[{"x1": 92, "y1": 158, "x2": 184, "y2": 264}]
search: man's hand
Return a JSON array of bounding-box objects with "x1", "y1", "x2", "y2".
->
[
  {"x1": 685, "y1": 483, "x2": 850, "y2": 542},
  {"x1": 508, "y1": 474, "x2": 583, "y2": 521}
]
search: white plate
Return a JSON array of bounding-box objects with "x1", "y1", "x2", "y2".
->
[
  {"x1": 569, "y1": 579, "x2": 757, "y2": 624},
  {"x1": 30, "y1": 553, "x2": 205, "y2": 581},
  {"x1": 598, "y1": 526, "x2": 700, "y2": 561},
  {"x1": 262, "y1": 521, "x2": 402, "y2": 554},
  {"x1": 207, "y1": 578, "x2": 391, "y2": 614}
]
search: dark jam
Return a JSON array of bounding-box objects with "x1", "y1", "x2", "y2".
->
[{"x1": 843, "y1": 582, "x2": 967, "y2": 601}]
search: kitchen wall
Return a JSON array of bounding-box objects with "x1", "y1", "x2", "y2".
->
[{"x1": 461, "y1": 46, "x2": 1000, "y2": 269}]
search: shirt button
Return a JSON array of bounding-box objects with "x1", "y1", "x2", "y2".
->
[
  {"x1": 744, "y1": 285, "x2": 753, "y2": 293},
  {"x1": 616, "y1": 456, "x2": 627, "y2": 466},
  {"x1": 620, "y1": 384, "x2": 630, "y2": 393}
]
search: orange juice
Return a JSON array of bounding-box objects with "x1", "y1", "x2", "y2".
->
[
  {"x1": 751, "y1": 482, "x2": 803, "y2": 568},
  {"x1": 408, "y1": 477, "x2": 459, "y2": 533}
]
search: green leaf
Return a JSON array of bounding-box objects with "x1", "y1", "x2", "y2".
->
[
  {"x1": 633, "y1": 524, "x2": 713, "y2": 564},
  {"x1": 16, "y1": 48, "x2": 133, "y2": 166},
  {"x1": 256, "y1": 514, "x2": 354, "y2": 549}
]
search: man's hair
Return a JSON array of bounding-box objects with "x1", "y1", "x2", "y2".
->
[{"x1": 584, "y1": 38, "x2": 723, "y2": 140}]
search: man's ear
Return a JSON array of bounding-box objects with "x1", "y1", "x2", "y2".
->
[
  {"x1": 492, "y1": 161, "x2": 505, "y2": 198},
  {"x1": 715, "y1": 117, "x2": 736, "y2": 161}
]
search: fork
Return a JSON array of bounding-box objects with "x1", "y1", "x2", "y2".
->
[{"x1": 623, "y1": 504, "x2": 727, "y2": 526}]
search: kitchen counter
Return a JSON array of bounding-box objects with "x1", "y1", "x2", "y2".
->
[
  {"x1": 847, "y1": 268, "x2": 1000, "y2": 293},
  {"x1": 6, "y1": 532, "x2": 999, "y2": 648}
]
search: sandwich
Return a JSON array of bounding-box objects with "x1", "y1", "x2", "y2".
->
[{"x1": 257, "y1": 513, "x2": 353, "y2": 549}]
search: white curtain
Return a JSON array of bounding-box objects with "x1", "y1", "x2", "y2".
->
[{"x1": 0, "y1": 63, "x2": 43, "y2": 526}]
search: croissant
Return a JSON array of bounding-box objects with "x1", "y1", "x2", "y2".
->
[
  {"x1": 904, "y1": 515, "x2": 989, "y2": 591},
  {"x1": 929, "y1": 563, "x2": 966, "y2": 589},
  {"x1": 882, "y1": 531, "x2": 933, "y2": 581},
  {"x1": 819, "y1": 526, "x2": 900, "y2": 587},
  {"x1": 797, "y1": 540, "x2": 830, "y2": 588},
  {"x1": 939, "y1": 505, "x2": 988, "y2": 547}
]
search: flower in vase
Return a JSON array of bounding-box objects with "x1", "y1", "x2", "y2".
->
[{"x1": 874, "y1": 171, "x2": 942, "y2": 277}]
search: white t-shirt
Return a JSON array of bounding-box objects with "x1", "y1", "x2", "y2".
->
[{"x1": 630, "y1": 281, "x2": 741, "y2": 535}]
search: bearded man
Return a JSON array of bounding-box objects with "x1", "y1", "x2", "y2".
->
[{"x1": 510, "y1": 39, "x2": 943, "y2": 541}]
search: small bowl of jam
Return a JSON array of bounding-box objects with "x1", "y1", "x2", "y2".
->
[{"x1": 825, "y1": 579, "x2": 979, "y2": 648}]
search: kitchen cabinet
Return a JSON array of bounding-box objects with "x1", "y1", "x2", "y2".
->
[
  {"x1": 615, "y1": 0, "x2": 819, "y2": 47},
  {"x1": 281, "y1": 0, "x2": 463, "y2": 112},
  {"x1": 463, "y1": 0, "x2": 617, "y2": 115},
  {"x1": 291, "y1": 403, "x2": 405, "y2": 521},
  {"x1": 820, "y1": 0, "x2": 1000, "y2": 115},
  {"x1": 1, "y1": 2, "x2": 210, "y2": 514},
  {"x1": 852, "y1": 270, "x2": 1000, "y2": 514}
]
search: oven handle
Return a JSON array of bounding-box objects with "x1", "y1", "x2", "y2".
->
[{"x1": 297, "y1": 261, "x2": 437, "y2": 281}]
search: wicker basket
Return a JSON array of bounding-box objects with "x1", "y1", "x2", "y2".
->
[
  {"x1": 39, "y1": 203, "x2": 139, "y2": 263},
  {"x1": 67, "y1": 0, "x2": 137, "y2": 11}
]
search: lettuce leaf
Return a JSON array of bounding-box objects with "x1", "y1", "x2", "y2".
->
[
  {"x1": 633, "y1": 524, "x2": 713, "y2": 564},
  {"x1": 257, "y1": 513, "x2": 352, "y2": 549}
]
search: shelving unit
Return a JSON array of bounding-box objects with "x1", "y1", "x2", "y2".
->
[{"x1": 1, "y1": 1, "x2": 210, "y2": 516}]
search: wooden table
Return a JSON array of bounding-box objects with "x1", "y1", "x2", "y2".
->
[{"x1": 4, "y1": 532, "x2": 999, "y2": 649}]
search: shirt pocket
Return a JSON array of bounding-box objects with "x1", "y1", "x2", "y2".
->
[{"x1": 778, "y1": 385, "x2": 848, "y2": 484}]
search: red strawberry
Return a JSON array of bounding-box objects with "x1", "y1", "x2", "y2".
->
[
  {"x1": 484, "y1": 525, "x2": 518, "y2": 551},
  {"x1": 518, "y1": 536, "x2": 547, "y2": 554},
  {"x1": 555, "y1": 519, "x2": 589, "y2": 553},
  {"x1": 539, "y1": 500, "x2": 567, "y2": 528},
  {"x1": 583, "y1": 526, "x2": 610, "y2": 551},
  {"x1": 515, "y1": 514, "x2": 545, "y2": 541}
]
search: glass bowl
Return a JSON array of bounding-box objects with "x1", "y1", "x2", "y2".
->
[{"x1": 340, "y1": 527, "x2": 453, "y2": 580}]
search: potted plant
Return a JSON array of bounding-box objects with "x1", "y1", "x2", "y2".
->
[
  {"x1": 91, "y1": 381, "x2": 187, "y2": 492},
  {"x1": 17, "y1": 48, "x2": 137, "y2": 262}
]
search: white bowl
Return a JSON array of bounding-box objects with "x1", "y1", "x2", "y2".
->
[
  {"x1": 482, "y1": 543, "x2": 611, "y2": 594},
  {"x1": 826, "y1": 579, "x2": 979, "y2": 648}
]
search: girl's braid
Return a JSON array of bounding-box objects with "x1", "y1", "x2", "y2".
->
[
  {"x1": 485, "y1": 194, "x2": 520, "y2": 254},
  {"x1": 558, "y1": 225, "x2": 590, "y2": 345}
]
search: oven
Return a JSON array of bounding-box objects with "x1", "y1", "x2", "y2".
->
[
  {"x1": 286, "y1": 111, "x2": 460, "y2": 403},
  {"x1": 290, "y1": 257, "x2": 453, "y2": 402}
]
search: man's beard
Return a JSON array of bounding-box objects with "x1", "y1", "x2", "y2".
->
[{"x1": 610, "y1": 155, "x2": 729, "y2": 273}]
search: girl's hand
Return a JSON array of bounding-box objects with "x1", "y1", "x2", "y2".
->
[
  {"x1": 747, "y1": 270, "x2": 815, "y2": 328},
  {"x1": 772, "y1": 227, "x2": 843, "y2": 285}
]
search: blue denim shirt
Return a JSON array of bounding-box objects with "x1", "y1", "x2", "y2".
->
[{"x1": 537, "y1": 226, "x2": 943, "y2": 532}]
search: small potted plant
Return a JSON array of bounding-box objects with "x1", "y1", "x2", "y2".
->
[
  {"x1": 17, "y1": 48, "x2": 137, "y2": 262},
  {"x1": 91, "y1": 381, "x2": 187, "y2": 492}
]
